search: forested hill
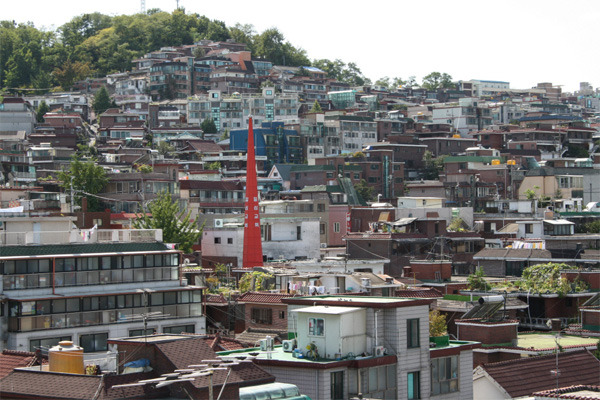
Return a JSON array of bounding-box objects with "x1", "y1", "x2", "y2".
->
[{"x1": 1, "y1": 9, "x2": 368, "y2": 92}]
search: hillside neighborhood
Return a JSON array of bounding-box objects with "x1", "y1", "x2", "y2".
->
[{"x1": 1, "y1": 12, "x2": 600, "y2": 400}]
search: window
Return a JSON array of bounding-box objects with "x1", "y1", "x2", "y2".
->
[
  {"x1": 80, "y1": 332, "x2": 108, "y2": 352},
  {"x1": 279, "y1": 311, "x2": 285, "y2": 319},
  {"x1": 163, "y1": 324, "x2": 195, "y2": 334},
  {"x1": 309, "y1": 317, "x2": 324, "y2": 336},
  {"x1": 331, "y1": 371, "x2": 344, "y2": 400},
  {"x1": 214, "y1": 237, "x2": 221, "y2": 244},
  {"x1": 227, "y1": 238, "x2": 233, "y2": 244},
  {"x1": 296, "y1": 226, "x2": 302, "y2": 240},
  {"x1": 30, "y1": 336, "x2": 71, "y2": 352},
  {"x1": 525, "y1": 224, "x2": 533, "y2": 234},
  {"x1": 408, "y1": 371, "x2": 420, "y2": 399},
  {"x1": 407, "y1": 318, "x2": 420, "y2": 348},
  {"x1": 431, "y1": 356, "x2": 459, "y2": 395},
  {"x1": 333, "y1": 222, "x2": 340, "y2": 233},
  {"x1": 251, "y1": 308, "x2": 272, "y2": 324},
  {"x1": 129, "y1": 328, "x2": 155, "y2": 337}
]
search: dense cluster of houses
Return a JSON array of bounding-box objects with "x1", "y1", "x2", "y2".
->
[{"x1": 0, "y1": 38, "x2": 599, "y2": 399}]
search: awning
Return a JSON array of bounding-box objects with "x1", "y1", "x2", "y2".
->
[
  {"x1": 378, "y1": 211, "x2": 392, "y2": 222},
  {"x1": 390, "y1": 217, "x2": 417, "y2": 227},
  {"x1": 543, "y1": 219, "x2": 574, "y2": 225}
]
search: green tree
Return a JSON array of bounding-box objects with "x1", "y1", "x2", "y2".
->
[
  {"x1": 448, "y1": 217, "x2": 467, "y2": 232},
  {"x1": 309, "y1": 100, "x2": 323, "y2": 113},
  {"x1": 36, "y1": 101, "x2": 49, "y2": 123},
  {"x1": 132, "y1": 190, "x2": 203, "y2": 254},
  {"x1": 354, "y1": 179, "x2": 374, "y2": 202},
  {"x1": 429, "y1": 310, "x2": 448, "y2": 337},
  {"x1": 156, "y1": 140, "x2": 175, "y2": 157},
  {"x1": 583, "y1": 220, "x2": 600, "y2": 233},
  {"x1": 520, "y1": 262, "x2": 588, "y2": 297},
  {"x1": 205, "y1": 161, "x2": 221, "y2": 171},
  {"x1": 57, "y1": 158, "x2": 108, "y2": 212},
  {"x1": 201, "y1": 118, "x2": 217, "y2": 134},
  {"x1": 92, "y1": 86, "x2": 113, "y2": 116},
  {"x1": 312, "y1": 58, "x2": 369, "y2": 85},
  {"x1": 53, "y1": 59, "x2": 92, "y2": 90},
  {"x1": 467, "y1": 268, "x2": 492, "y2": 291},
  {"x1": 238, "y1": 271, "x2": 274, "y2": 292},
  {"x1": 421, "y1": 72, "x2": 454, "y2": 90}
]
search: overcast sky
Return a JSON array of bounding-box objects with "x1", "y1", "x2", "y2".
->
[{"x1": 5, "y1": 0, "x2": 600, "y2": 93}]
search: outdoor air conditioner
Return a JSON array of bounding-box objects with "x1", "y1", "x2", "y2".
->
[
  {"x1": 260, "y1": 336, "x2": 274, "y2": 352},
  {"x1": 282, "y1": 339, "x2": 296, "y2": 352},
  {"x1": 373, "y1": 346, "x2": 386, "y2": 357},
  {"x1": 214, "y1": 219, "x2": 223, "y2": 228},
  {"x1": 320, "y1": 243, "x2": 327, "y2": 248}
]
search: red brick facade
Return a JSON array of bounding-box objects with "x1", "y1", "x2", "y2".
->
[{"x1": 456, "y1": 320, "x2": 518, "y2": 345}]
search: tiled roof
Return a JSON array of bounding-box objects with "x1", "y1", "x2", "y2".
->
[
  {"x1": 202, "y1": 335, "x2": 248, "y2": 351},
  {"x1": 236, "y1": 328, "x2": 287, "y2": 347},
  {"x1": 0, "y1": 350, "x2": 38, "y2": 379},
  {"x1": 0, "y1": 370, "x2": 104, "y2": 399},
  {"x1": 396, "y1": 288, "x2": 443, "y2": 298},
  {"x1": 237, "y1": 291, "x2": 294, "y2": 304},
  {"x1": 155, "y1": 336, "x2": 272, "y2": 389},
  {"x1": 205, "y1": 293, "x2": 228, "y2": 304},
  {"x1": 481, "y1": 349, "x2": 600, "y2": 398},
  {"x1": 532, "y1": 385, "x2": 600, "y2": 399},
  {"x1": 0, "y1": 242, "x2": 169, "y2": 257}
]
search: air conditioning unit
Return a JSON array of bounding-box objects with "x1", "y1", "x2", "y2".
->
[
  {"x1": 373, "y1": 346, "x2": 386, "y2": 357},
  {"x1": 260, "y1": 336, "x2": 274, "y2": 352},
  {"x1": 320, "y1": 243, "x2": 327, "y2": 248},
  {"x1": 282, "y1": 339, "x2": 296, "y2": 352},
  {"x1": 214, "y1": 219, "x2": 223, "y2": 228}
]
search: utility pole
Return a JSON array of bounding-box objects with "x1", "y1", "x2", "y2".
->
[{"x1": 70, "y1": 175, "x2": 74, "y2": 213}]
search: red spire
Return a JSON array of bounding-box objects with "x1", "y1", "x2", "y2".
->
[{"x1": 242, "y1": 116, "x2": 263, "y2": 268}]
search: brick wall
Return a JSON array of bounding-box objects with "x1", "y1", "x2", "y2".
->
[
  {"x1": 582, "y1": 310, "x2": 600, "y2": 331},
  {"x1": 245, "y1": 304, "x2": 288, "y2": 331},
  {"x1": 473, "y1": 350, "x2": 520, "y2": 367},
  {"x1": 563, "y1": 271, "x2": 600, "y2": 290},
  {"x1": 456, "y1": 321, "x2": 518, "y2": 345},
  {"x1": 410, "y1": 261, "x2": 452, "y2": 281}
]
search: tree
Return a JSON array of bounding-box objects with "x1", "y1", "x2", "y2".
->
[
  {"x1": 57, "y1": 158, "x2": 108, "y2": 212},
  {"x1": 354, "y1": 179, "x2": 374, "y2": 202},
  {"x1": 429, "y1": 310, "x2": 448, "y2": 337},
  {"x1": 53, "y1": 60, "x2": 92, "y2": 90},
  {"x1": 309, "y1": 100, "x2": 322, "y2": 113},
  {"x1": 36, "y1": 101, "x2": 49, "y2": 123},
  {"x1": 583, "y1": 220, "x2": 600, "y2": 233},
  {"x1": 467, "y1": 268, "x2": 492, "y2": 291},
  {"x1": 238, "y1": 271, "x2": 274, "y2": 292},
  {"x1": 132, "y1": 190, "x2": 203, "y2": 254},
  {"x1": 92, "y1": 86, "x2": 113, "y2": 116},
  {"x1": 205, "y1": 161, "x2": 221, "y2": 171},
  {"x1": 421, "y1": 72, "x2": 454, "y2": 90},
  {"x1": 156, "y1": 140, "x2": 175, "y2": 157},
  {"x1": 521, "y1": 262, "x2": 588, "y2": 297},
  {"x1": 200, "y1": 118, "x2": 217, "y2": 134},
  {"x1": 422, "y1": 150, "x2": 445, "y2": 180},
  {"x1": 448, "y1": 217, "x2": 467, "y2": 232}
]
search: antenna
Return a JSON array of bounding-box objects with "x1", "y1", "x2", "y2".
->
[{"x1": 140, "y1": 0, "x2": 145, "y2": 13}]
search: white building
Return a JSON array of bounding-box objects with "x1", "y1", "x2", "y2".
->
[
  {"x1": 0, "y1": 98, "x2": 36, "y2": 134},
  {"x1": 0, "y1": 215, "x2": 206, "y2": 352},
  {"x1": 226, "y1": 295, "x2": 478, "y2": 400}
]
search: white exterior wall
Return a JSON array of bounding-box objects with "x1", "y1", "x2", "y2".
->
[
  {"x1": 517, "y1": 220, "x2": 544, "y2": 238},
  {"x1": 259, "y1": 366, "x2": 339, "y2": 400},
  {"x1": 262, "y1": 219, "x2": 320, "y2": 261},
  {"x1": 6, "y1": 316, "x2": 205, "y2": 350},
  {"x1": 393, "y1": 305, "x2": 431, "y2": 399},
  {"x1": 473, "y1": 374, "x2": 509, "y2": 400},
  {"x1": 431, "y1": 350, "x2": 474, "y2": 400}
]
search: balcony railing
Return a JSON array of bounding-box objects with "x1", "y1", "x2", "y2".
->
[
  {"x1": 3, "y1": 266, "x2": 179, "y2": 290},
  {"x1": 8, "y1": 303, "x2": 203, "y2": 332},
  {"x1": 0, "y1": 229, "x2": 162, "y2": 246}
]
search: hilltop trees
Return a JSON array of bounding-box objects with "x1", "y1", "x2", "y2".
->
[
  {"x1": 421, "y1": 72, "x2": 455, "y2": 90},
  {"x1": 57, "y1": 157, "x2": 108, "y2": 212}
]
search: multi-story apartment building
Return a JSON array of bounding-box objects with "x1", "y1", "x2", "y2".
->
[
  {"x1": 224, "y1": 295, "x2": 478, "y2": 400},
  {"x1": 0, "y1": 98, "x2": 36, "y2": 134},
  {"x1": 432, "y1": 98, "x2": 495, "y2": 136},
  {"x1": 188, "y1": 88, "x2": 299, "y2": 132},
  {"x1": 0, "y1": 215, "x2": 205, "y2": 352}
]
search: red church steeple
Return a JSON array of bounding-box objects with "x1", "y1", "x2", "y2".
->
[{"x1": 242, "y1": 116, "x2": 263, "y2": 268}]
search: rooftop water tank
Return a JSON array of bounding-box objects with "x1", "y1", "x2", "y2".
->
[{"x1": 49, "y1": 340, "x2": 84, "y2": 374}]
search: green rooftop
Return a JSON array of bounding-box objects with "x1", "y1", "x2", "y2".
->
[{"x1": 517, "y1": 333, "x2": 598, "y2": 350}]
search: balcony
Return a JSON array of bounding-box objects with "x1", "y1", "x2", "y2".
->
[
  {"x1": 0, "y1": 229, "x2": 162, "y2": 246},
  {"x1": 3, "y1": 266, "x2": 179, "y2": 290},
  {"x1": 8, "y1": 302, "x2": 203, "y2": 332}
]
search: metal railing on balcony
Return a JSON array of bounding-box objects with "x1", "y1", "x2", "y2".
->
[
  {"x1": 3, "y1": 266, "x2": 179, "y2": 290},
  {"x1": 8, "y1": 303, "x2": 203, "y2": 332},
  {"x1": 0, "y1": 229, "x2": 162, "y2": 246}
]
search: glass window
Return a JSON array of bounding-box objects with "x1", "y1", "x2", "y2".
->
[
  {"x1": 308, "y1": 317, "x2": 324, "y2": 336},
  {"x1": 430, "y1": 356, "x2": 458, "y2": 395},
  {"x1": 164, "y1": 292, "x2": 177, "y2": 305},
  {"x1": 80, "y1": 332, "x2": 108, "y2": 352},
  {"x1": 408, "y1": 371, "x2": 420, "y2": 399},
  {"x1": 30, "y1": 336, "x2": 71, "y2": 352},
  {"x1": 66, "y1": 298, "x2": 80, "y2": 312},
  {"x1": 407, "y1": 318, "x2": 420, "y2": 348},
  {"x1": 4, "y1": 261, "x2": 15, "y2": 274},
  {"x1": 16, "y1": 260, "x2": 27, "y2": 274},
  {"x1": 163, "y1": 324, "x2": 195, "y2": 334},
  {"x1": 151, "y1": 292, "x2": 163, "y2": 306},
  {"x1": 53, "y1": 299, "x2": 66, "y2": 313},
  {"x1": 133, "y1": 255, "x2": 144, "y2": 268},
  {"x1": 27, "y1": 260, "x2": 39, "y2": 274}
]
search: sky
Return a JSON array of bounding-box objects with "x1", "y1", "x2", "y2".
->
[{"x1": 5, "y1": 0, "x2": 600, "y2": 93}]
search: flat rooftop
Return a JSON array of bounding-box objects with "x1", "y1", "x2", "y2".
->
[{"x1": 517, "y1": 333, "x2": 598, "y2": 350}]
